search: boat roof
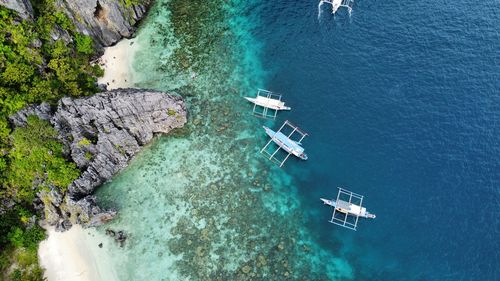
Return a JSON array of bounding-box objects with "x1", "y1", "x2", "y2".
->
[
  {"x1": 254, "y1": 96, "x2": 285, "y2": 107},
  {"x1": 271, "y1": 130, "x2": 304, "y2": 153},
  {"x1": 336, "y1": 200, "x2": 367, "y2": 216}
]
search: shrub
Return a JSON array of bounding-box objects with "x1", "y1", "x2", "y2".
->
[
  {"x1": 77, "y1": 137, "x2": 91, "y2": 147},
  {"x1": 75, "y1": 33, "x2": 94, "y2": 55}
]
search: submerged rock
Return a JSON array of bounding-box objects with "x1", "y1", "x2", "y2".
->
[{"x1": 105, "y1": 228, "x2": 128, "y2": 247}]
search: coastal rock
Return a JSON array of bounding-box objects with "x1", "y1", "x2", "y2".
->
[
  {"x1": 55, "y1": 219, "x2": 72, "y2": 232},
  {"x1": 105, "y1": 228, "x2": 128, "y2": 247},
  {"x1": 55, "y1": 0, "x2": 152, "y2": 50},
  {"x1": 10, "y1": 88, "x2": 187, "y2": 230},
  {"x1": 9, "y1": 102, "x2": 53, "y2": 127},
  {"x1": 52, "y1": 89, "x2": 187, "y2": 198},
  {"x1": 0, "y1": 0, "x2": 33, "y2": 19},
  {"x1": 1, "y1": 0, "x2": 151, "y2": 51}
]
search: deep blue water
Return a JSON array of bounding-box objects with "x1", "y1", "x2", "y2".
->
[{"x1": 253, "y1": 1, "x2": 499, "y2": 280}]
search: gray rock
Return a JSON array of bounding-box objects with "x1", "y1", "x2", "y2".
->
[
  {"x1": 55, "y1": 219, "x2": 72, "y2": 232},
  {"x1": 52, "y1": 89, "x2": 187, "y2": 198},
  {"x1": 1, "y1": 0, "x2": 151, "y2": 51},
  {"x1": 0, "y1": 0, "x2": 33, "y2": 19},
  {"x1": 10, "y1": 88, "x2": 187, "y2": 231},
  {"x1": 9, "y1": 102, "x2": 53, "y2": 127},
  {"x1": 55, "y1": 0, "x2": 152, "y2": 51}
]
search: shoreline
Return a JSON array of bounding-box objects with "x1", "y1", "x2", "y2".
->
[
  {"x1": 97, "y1": 37, "x2": 138, "y2": 90},
  {"x1": 38, "y1": 39, "x2": 138, "y2": 281},
  {"x1": 38, "y1": 225, "x2": 119, "y2": 281}
]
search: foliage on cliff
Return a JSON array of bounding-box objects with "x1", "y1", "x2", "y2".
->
[
  {"x1": 0, "y1": 1, "x2": 104, "y2": 279},
  {"x1": 0, "y1": 0, "x2": 104, "y2": 200},
  {"x1": 0, "y1": 206, "x2": 46, "y2": 281}
]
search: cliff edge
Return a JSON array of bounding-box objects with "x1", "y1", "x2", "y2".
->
[{"x1": 10, "y1": 89, "x2": 187, "y2": 230}]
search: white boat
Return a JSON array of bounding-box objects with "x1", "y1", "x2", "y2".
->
[
  {"x1": 321, "y1": 197, "x2": 376, "y2": 219},
  {"x1": 320, "y1": 0, "x2": 354, "y2": 14},
  {"x1": 263, "y1": 126, "x2": 307, "y2": 160},
  {"x1": 244, "y1": 96, "x2": 291, "y2": 111}
]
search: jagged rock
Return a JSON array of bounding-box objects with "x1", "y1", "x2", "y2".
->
[
  {"x1": 55, "y1": 0, "x2": 152, "y2": 51},
  {"x1": 52, "y1": 89, "x2": 187, "y2": 198},
  {"x1": 9, "y1": 102, "x2": 53, "y2": 127},
  {"x1": 49, "y1": 24, "x2": 73, "y2": 43},
  {"x1": 1, "y1": 0, "x2": 151, "y2": 52},
  {"x1": 0, "y1": 0, "x2": 33, "y2": 19},
  {"x1": 38, "y1": 189, "x2": 64, "y2": 225},
  {"x1": 55, "y1": 219, "x2": 73, "y2": 231},
  {"x1": 58, "y1": 195, "x2": 117, "y2": 228},
  {"x1": 0, "y1": 198, "x2": 16, "y2": 215},
  {"x1": 10, "y1": 89, "x2": 187, "y2": 231}
]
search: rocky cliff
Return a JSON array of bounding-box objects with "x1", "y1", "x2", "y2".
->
[
  {"x1": 10, "y1": 89, "x2": 187, "y2": 230},
  {"x1": 55, "y1": 0, "x2": 152, "y2": 49},
  {"x1": 1, "y1": 0, "x2": 151, "y2": 50}
]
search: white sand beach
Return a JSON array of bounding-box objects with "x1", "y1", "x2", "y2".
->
[
  {"x1": 38, "y1": 225, "x2": 119, "y2": 281},
  {"x1": 97, "y1": 38, "x2": 138, "y2": 90}
]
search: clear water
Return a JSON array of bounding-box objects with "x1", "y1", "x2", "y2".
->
[{"x1": 95, "y1": 0, "x2": 500, "y2": 280}]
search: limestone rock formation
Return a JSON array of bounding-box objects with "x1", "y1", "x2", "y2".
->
[
  {"x1": 55, "y1": 0, "x2": 152, "y2": 49},
  {"x1": 1, "y1": 0, "x2": 151, "y2": 50},
  {"x1": 53, "y1": 89, "x2": 187, "y2": 198},
  {"x1": 11, "y1": 89, "x2": 187, "y2": 229},
  {"x1": 0, "y1": 0, "x2": 33, "y2": 19}
]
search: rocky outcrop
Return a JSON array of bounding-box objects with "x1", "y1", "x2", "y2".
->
[
  {"x1": 1, "y1": 0, "x2": 151, "y2": 51},
  {"x1": 54, "y1": 89, "x2": 187, "y2": 198},
  {"x1": 0, "y1": 0, "x2": 33, "y2": 19},
  {"x1": 11, "y1": 89, "x2": 187, "y2": 229},
  {"x1": 55, "y1": 0, "x2": 152, "y2": 50}
]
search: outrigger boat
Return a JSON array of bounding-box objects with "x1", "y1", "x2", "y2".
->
[
  {"x1": 244, "y1": 95, "x2": 291, "y2": 111},
  {"x1": 319, "y1": 0, "x2": 354, "y2": 15},
  {"x1": 245, "y1": 89, "x2": 290, "y2": 119},
  {"x1": 261, "y1": 120, "x2": 308, "y2": 167},
  {"x1": 322, "y1": 187, "x2": 376, "y2": 230},
  {"x1": 263, "y1": 126, "x2": 307, "y2": 160}
]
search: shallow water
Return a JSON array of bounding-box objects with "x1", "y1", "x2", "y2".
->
[{"x1": 94, "y1": 0, "x2": 499, "y2": 280}]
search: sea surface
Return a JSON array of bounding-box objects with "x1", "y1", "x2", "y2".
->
[{"x1": 94, "y1": 0, "x2": 500, "y2": 280}]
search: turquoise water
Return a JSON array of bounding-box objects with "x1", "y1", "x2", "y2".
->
[{"x1": 95, "y1": 0, "x2": 499, "y2": 280}]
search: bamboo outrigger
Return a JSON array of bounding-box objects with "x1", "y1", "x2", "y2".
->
[{"x1": 321, "y1": 187, "x2": 376, "y2": 231}]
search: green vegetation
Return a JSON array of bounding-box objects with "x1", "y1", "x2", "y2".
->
[
  {"x1": 0, "y1": 207, "x2": 47, "y2": 281},
  {"x1": 77, "y1": 137, "x2": 92, "y2": 147},
  {"x1": 122, "y1": 0, "x2": 141, "y2": 8},
  {"x1": 85, "y1": 151, "x2": 93, "y2": 160},
  {"x1": 0, "y1": 1, "x2": 104, "y2": 279},
  {"x1": 7, "y1": 116, "x2": 80, "y2": 203},
  {"x1": 167, "y1": 109, "x2": 176, "y2": 116}
]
